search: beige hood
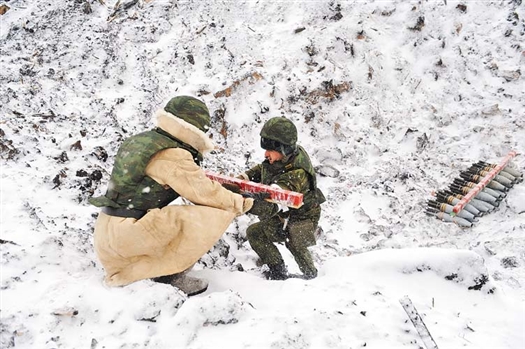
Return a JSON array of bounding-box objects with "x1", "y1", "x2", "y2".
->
[{"x1": 156, "y1": 109, "x2": 215, "y2": 155}]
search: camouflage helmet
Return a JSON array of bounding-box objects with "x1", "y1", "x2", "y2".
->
[
  {"x1": 260, "y1": 117, "x2": 297, "y2": 145},
  {"x1": 260, "y1": 117, "x2": 298, "y2": 156},
  {"x1": 164, "y1": 96, "x2": 211, "y2": 132}
]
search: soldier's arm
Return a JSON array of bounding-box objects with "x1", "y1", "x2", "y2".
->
[
  {"x1": 145, "y1": 148, "x2": 248, "y2": 214},
  {"x1": 248, "y1": 169, "x2": 309, "y2": 219},
  {"x1": 238, "y1": 164, "x2": 262, "y2": 182},
  {"x1": 274, "y1": 169, "x2": 310, "y2": 194}
]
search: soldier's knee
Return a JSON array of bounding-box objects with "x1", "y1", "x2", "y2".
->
[
  {"x1": 246, "y1": 223, "x2": 262, "y2": 241},
  {"x1": 286, "y1": 238, "x2": 306, "y2": 252}
]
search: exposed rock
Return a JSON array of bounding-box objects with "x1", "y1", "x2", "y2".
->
[
  {"x1": 456, "y1": 4, "x2": 467, "y2": 13},
  {"x1": 408, "y1": 16, "x2": 425, "y2": 31},
  {"x1": 316, "y1": 165, "x2": 340, "y2": 178},
  {"x1": 0, "y1": 4, "x2": 10, "y2": 16},
  {"x1": 501, "y1": 256, "x2": 519, "y2": 268},
  {"x1": 499, "y1": 69, "x2": 521, "y2": 82}
]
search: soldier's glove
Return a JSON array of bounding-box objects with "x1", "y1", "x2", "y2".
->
[
  {"x1": 241, "y1": 191, "x2": 271, "y2": 202},
  {"x1": 241, "y1": 192, "x2": 273, "y2": 217},
  {"x1": 222, "y1": 182, "x2": 241, "y2": 194}
]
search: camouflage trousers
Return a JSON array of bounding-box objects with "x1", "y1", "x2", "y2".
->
[{"x1": 246, "y1": 215, "x2": 318, "y2": 276}]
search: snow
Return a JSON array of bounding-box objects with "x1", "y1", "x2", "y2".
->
[{"x1": 1, "y1": 0, "x2": 524, "y2": 348}]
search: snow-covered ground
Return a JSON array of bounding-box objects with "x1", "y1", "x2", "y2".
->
[{"x1": 1, "y1": 0, "x2": 524, "y2": 348}]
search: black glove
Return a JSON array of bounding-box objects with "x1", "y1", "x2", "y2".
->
[
  {"x1": 241, "y1": 191, "x2": 271, "y2": 202},
  {"x1": 245, "y1": 194, "x2": 278, "y2": 218},
  {"x1": 222, "y1": 183, "x2": 241, "y2": 194}
]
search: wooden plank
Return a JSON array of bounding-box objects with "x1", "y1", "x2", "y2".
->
[{"x1": 399, "y1": 295, "x2": 439, "y2": 349}]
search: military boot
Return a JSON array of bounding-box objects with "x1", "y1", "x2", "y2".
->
[
  {"x1": 301, "y1": 268, "x2": 317, "y2": 280},
  {"x1": 263, "y1": 263, "x2": 288, "y2": 280},
  {"x1": 154, "y1": 273, "x2": 208, "y2": 296}
]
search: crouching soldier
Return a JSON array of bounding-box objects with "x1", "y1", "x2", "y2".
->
[
  {"x1": 239, "y1": 117, "x2": 325, "y2": 280},
  {"x1": 89, "y1": 96, "x2": 253, "y2": 296}
]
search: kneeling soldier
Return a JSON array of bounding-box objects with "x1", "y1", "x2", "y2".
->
[{"x1": 239, "y1": 117, "x2": 325, "y2": 280}]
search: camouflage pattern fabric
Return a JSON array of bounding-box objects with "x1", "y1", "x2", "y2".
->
[
  {"x1": 246, "y1": 215, "x2": 318, "y2": 277},
  {"x1": 244, "y1": 144, "x2": 324, "y2": 277},
  {"x1": 260, "y1": 116, "x2": 297, "y2": 145},
  {"x1": 244, "y1": 145, "x2": 325, "y2": 220},
  {"x1": 89, "y1": 129, "x2": 202, "y2": 210},
  {"x1": 164, "y1": 96, "x2": 211, "y2": 132}
]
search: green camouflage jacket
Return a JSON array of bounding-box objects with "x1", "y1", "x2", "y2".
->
[
  {"x1": 243, "y1": 145, "x2": 325, "y2": 222},
  {"x1": 89, "y1": 128, "x2": 201, "y2": 211}
]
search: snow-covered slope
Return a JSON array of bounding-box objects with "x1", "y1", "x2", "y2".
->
[{"x1": 1, "y1": 0, "x2": 524, "y2": 348}]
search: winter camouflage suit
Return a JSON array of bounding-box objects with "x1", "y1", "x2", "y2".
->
[
  {"x1": 89, "y1": 96, "x2": 253, "y2": 296},
  {"x1": 240, "y1": 117, "x2": 325, "y2": 279}
]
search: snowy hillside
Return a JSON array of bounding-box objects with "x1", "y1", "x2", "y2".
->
[{"x1": 1, "y1": 0, "x2": 524, "y2": 348}]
